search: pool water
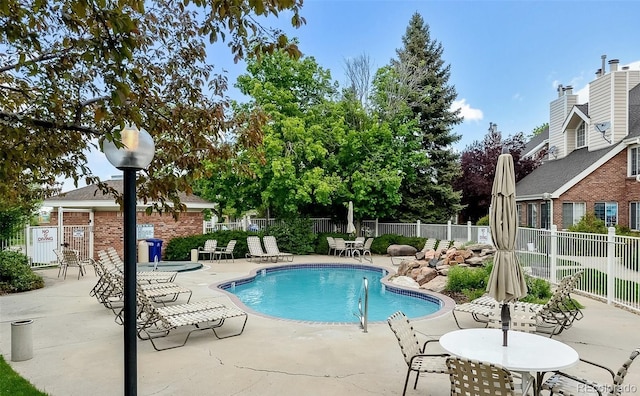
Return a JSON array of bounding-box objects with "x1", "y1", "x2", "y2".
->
[{"x1": 220, "y1": 264, "x2": 442, "y2": 323}]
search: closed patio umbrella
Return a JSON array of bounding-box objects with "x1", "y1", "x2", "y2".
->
[
  {"x1": 346, "y1": 201, "x2": 356, "y2": 234},
  {"x1": 486, "y1": 153, "x2": 528, "y2": 346}
]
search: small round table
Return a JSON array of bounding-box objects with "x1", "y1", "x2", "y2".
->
[{"x1": 440, "y1": 328, "x2": 579, "y2": 394}]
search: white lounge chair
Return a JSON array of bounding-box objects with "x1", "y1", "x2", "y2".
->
[
  {"x1": 199, "y1": 239, "x2": 217, "y2": 262},
  {"x1": 263, "y1": 236, "x2": 293, "y2": 262},
  {"x1": 246, "y1": 236, "x2": 276, "y2": 262}
]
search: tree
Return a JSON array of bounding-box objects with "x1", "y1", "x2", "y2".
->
[
  {"x1": 197, "y1": 51, "x2": 407, "y2": 222},
  {"x1": 532, "y1": 123, "x2": 549, "y2": 136},
  {"x1": 343, "y1": 53, "x2": 373, "y2": 109},
  {"x1": 374, "y1": 12, "x2": 463, "y2": 222},
  {"x1": 456, "y1": 122, "x2": 541, "y2": 222},
  {"x1": 1, "y1": 0, "x2": 305, "y2": 215}
]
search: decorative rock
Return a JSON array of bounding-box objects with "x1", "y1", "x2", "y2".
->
[
  {"x1": 387, "y1": 244, "x2": 417, "y2": 256},
  {"x1": 465, "y1": 256, "x2": 485, "y2": 266},
  {"x1": 416, "y1": 267, "x2": 437, "y2": 285},
  {"x1": 390, "y1": 276, "x2": 420, "y2": 288},
  {"x1": 421, "y1": 275, "x2": 448, "y2": 292}
]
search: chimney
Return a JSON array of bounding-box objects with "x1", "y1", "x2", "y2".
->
[
  {"x1": 596, "y1": 69, "x2": 602, "y2": 78},
  {"x1": 557, "y1": 84, "x2": 564, "y2": 97},
  {"x1": 609, "y1": 59, "x2": 620, "y2": 72},
  {"x1": 601, "y1": 54, "x2": 607, "y2": 75},
  {"x1": 623, "y1": 66, "x2": 630, "y2": 71},
  {"x1": 564, "y1": 85, "x2": 573, "y2": 95}
]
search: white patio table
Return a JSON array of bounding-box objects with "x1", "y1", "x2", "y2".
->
[{"x1": 439, "y1": 328, "x2": 579, "y2": 395}]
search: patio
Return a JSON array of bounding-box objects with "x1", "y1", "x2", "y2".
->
[{"x1": 1, "y1": 254, "x2": 639, "y2": 395}]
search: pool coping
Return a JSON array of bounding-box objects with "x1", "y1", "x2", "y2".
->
[{"x1": 211, "y1": 262, "x2": 455, "y2": 325}]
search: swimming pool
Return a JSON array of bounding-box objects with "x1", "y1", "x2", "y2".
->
[{"x1": 216, "y1": 264, "x2": 447, "y2": 323}]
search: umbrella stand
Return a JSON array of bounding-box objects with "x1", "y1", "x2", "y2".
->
[{"x1": 501, "y1": 303, "x2": 511, "y2": 346}]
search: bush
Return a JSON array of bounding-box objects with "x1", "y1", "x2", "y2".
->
[
  {"x1": 0, "y1": 251, "x2": 44, "y2": 294},
  {"x1": 568, "y1": 212, "x2": 607, "y2": 234},
  {"x1": 520, "y1": 276, "x2": 552, "y2": 304},
  {"x1": 476, "y1": 215, "x2": 489, "y2": 226},
  {"x1": 446, "y1": 264, "x2": 492, "y2": 294},
  {"x1": 263, "y1": 218, "x2": 316, "y2": 255},
  {"x1": 164, "y1": 230, "x2": 255, "y2": 261}
]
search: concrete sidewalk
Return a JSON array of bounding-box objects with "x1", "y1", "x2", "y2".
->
[{"x1": 1, "y1": 254, "x2": 639, "y2": 395}]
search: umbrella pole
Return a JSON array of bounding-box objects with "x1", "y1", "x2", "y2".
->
[{"x1": 501, "y1": 304, "x2": 511, "y2": 346}]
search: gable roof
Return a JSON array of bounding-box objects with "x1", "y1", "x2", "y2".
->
[
  {"x1": 44, "y1": 179, "x2": 215, "y2": 210},
  {"x1": 516, "y1": 143, "x2": 624, "y2": 200},
  {"x1": 522, "y1": 126, "x2": 548, "y2": 158}
]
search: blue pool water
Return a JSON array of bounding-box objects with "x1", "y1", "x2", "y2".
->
[{"x1": 218, "y1": 264, "x2": 442, "y2": 323}]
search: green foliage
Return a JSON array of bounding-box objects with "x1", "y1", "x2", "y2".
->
[
  {"x1": 531, "y1": 123, "x2": 549, "y2": 136},
  {"x1": 165, "y1": 230, "x2": 254, "y2": 261},
  {"x1": 476, "y1": 215, "x2": 489, "y2": 226},
  {"x1": 370, "y1": 234, "x2": 424, "y2": 254},
  {"x1": 263, "y1": 218, "x2": 317, "y2": 255},
  {"x1": 0, "y1": 206, "x2": 30, "y2": 242},
  {"x1": 378, "y1": 12, "x2": 463, "y2": 222},
  {"x1": 2, "y1": 0, "x2": 304, "y2": 215},
  {"x1": 445, "y1": 264, "x2": 492, "y2": 294},
  {"x1": 0, "y1": 251, "x2": 44, "y2": 294},
  {"x1": 0, "y1": 354, "x2": 49, "y2": 395},
  {"x1": 520, "y1": 276, "x2": 552, "y2": 304},
  {"x1": 568, "y1": 212, "x2": 607, "y2": 234}
]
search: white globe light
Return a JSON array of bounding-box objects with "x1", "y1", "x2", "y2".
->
[{"x1": 103, "y1": 125, "x2": 155, "y2": 169}]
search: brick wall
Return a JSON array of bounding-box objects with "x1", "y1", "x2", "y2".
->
[
  {"x1": 49, "y1": 210, "x2": 204, "y2": 260},
  {"x1": 521, "y1": 150, "x2": 640, "y2": 230}
]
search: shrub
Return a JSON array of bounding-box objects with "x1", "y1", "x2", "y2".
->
[
  {"x1": 0, "y1": 251, "x2": 44, "y2": 294},
  {"x1": 165, "y1": 230, "x2": 254, "y2": 261},
  {"x1": 263, "y1": 218, "x2": 316, "y2": 255},
  {"x1": 520, "y1": 276, "x2": 552, "y2": 304},
  {"x1": 476, "y1": 215, "x2": 489, "y2": 226},
  {"x1": 568, "y1": 212, "x2": 607, "y2": 234},
  {"x1": 446, "y1": 264, "x2": 492, "y2": 293}
]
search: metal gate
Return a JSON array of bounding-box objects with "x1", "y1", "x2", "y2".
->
[{"x1": 27, "y1": 225, "x2": 93, "y2": 267}]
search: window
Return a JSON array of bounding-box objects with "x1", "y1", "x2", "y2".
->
[
  {"x1": 527, "y1": 203, "x2": 538, "y2": 228},
  {"x1": 562, "y1": 202, "x2": 586, "y2": 228},
  {"x1": 631, "y1": 202, "x2": 640, "y2": 231},
  {"x1": 576, "y1": 122, "x2": 586, "y2": 148},
  {"x1": 541, "y1": 202, "x2": 551, "y2": 229},
  {"x1": 594, "y1": 202, "x2": 618, "y2": 227},
  {"x1": 631, "y1": 147, "x2": 640, "y2": 176},
  {"x1": 517, "y1": 203, "x2": 522, "y2": 226}
]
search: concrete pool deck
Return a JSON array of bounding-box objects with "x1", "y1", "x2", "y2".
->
[{"x1": 1, "y1": 254, "x2": 639, "y2": 395}]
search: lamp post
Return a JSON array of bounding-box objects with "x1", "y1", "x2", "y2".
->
[{"x1": 103, "y1": 126, "x2": 155, "y2": 396}]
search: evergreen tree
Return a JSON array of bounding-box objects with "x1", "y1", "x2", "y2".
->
[{"x1": 381, "y1": 12, "x2": 463, "y2": 222}]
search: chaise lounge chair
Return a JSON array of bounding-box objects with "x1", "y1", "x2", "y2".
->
[
  {"x1": 199, "y1": 239, "x2": 218, "y2": 262},
  {"x1": 246, "y1": 236, "x2": 277, "y2": 262},
  {"x1": 263, "y1": 236, "x2": 293, "y2": 262},
  {"x1": 136, "y1": 288, "x2": 248, "y2": 351},
  {"x1": 452, "y1": 270, "x2": 584, "y2": 336}
]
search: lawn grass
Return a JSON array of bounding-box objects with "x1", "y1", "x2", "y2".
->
[{"x1": 0, "y1": 355, "x2": 49, "y2": 395}]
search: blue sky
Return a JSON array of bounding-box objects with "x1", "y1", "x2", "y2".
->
[{"x1": 64, "y1": 0, "x2": 640, "y2": 191}]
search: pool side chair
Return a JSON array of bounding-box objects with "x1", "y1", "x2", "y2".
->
[
  {"x1": 246, "y1": 236, "x2": 275, "y2": 262},
  {"x1": 199, "y1": 239, "x2": 217, "y2": 262},
  {"x1": 541, "y1": 347, "x2": 640, "y2": 396},
  {"x1": 60, "y1": 248, "x2": 94, "y2": 280},
  {"x1": 98, "y1": 249, "x2": 177, "y2": 284},
  {"x1": 263, "y1": 236, "x2": 294, "y2": 262},
  {"x1": 136, "y1": 288, "x2": 248, "y2": 351},
  {"x1": 447, "y1": 356, "x2": 522, "y2": 396},
  {"x1": 358, "y1": 237, "x2": 374, "y2": 262},
  {"x1": 215, "y1": 240, "x2": 236, "y2": 262},
  {"x1": 334, "y1": 238, "x2": 348, "y2": 257},
  {"x1": 387, "y1": 311, "x2": 449, "y2": 396},
  {"x1": 326, "y1": 236, "x2": 337, "y2": 255}
]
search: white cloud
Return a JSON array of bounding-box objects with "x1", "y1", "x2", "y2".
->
[
  {"x1": 512, "y1": 93, "x2": 523, "y2": 101},
  {"x1": 451, "y1": 99, "x2": 483, "y2": 122}
]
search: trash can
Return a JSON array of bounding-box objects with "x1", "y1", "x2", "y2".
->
[
  {"x1": 146, "y1": 238, "x2": 163, "y2": 262},
  {"x1": 138, "y1": 240, "x2": 149, "y2": 263},
  {"x1": 190, "y1": 249, "x2": 199, "y2": 262},
  {"x1": 11, "y1": 319, "x2": 34, "y2": 362}
]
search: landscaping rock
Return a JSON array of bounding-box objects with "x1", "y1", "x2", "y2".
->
[{"x1": 387, "y1": 244, "x2": 417, "y2": 256}]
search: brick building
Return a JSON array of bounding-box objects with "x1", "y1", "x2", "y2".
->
[
  {"x1": 516, "y1": 56, "x2": 640, "y2": 231},
  {"x1": 42, "y1": 178, "x2": 215, "y2": 260}
]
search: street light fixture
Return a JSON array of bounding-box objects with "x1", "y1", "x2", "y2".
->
[{"x1": 103, "y1": 125, "x2": 155, "y2": 396}]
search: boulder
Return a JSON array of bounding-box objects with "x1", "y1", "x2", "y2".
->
[
  {"x1": 390, "y1": 275, "x2": 420, "y2": 288},
  {"x1": 421, "y1": 275, "x2": 448, "y2": 292},
  {"x1": 415, "y1": 267, "x2": 437, "y2": 285},
  {"x1": 387, "y1": 244, "x2": 417, "y2": 256}
]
